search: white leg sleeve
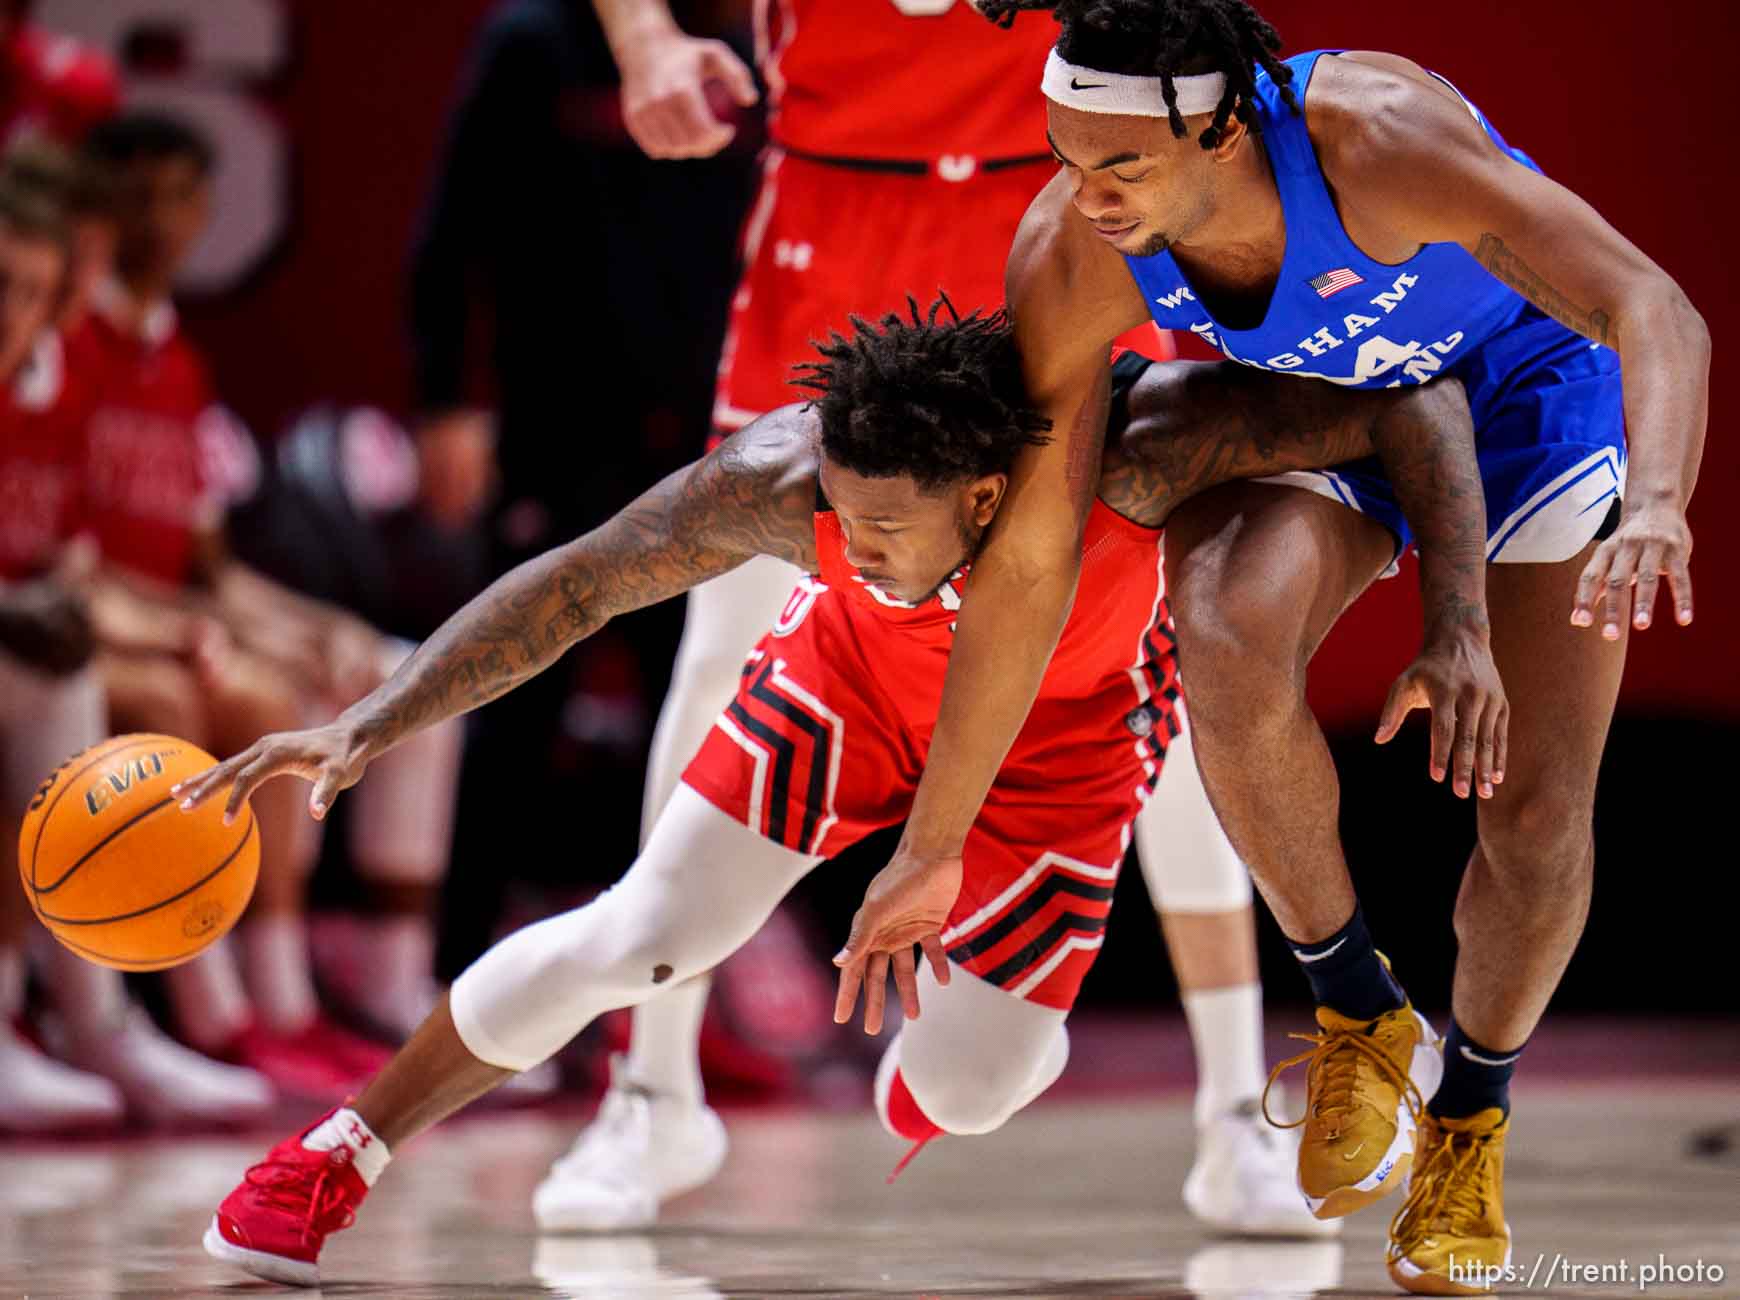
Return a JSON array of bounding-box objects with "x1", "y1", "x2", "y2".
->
[
  {"x1": 449, "y1": 785, "x2": 818, "y2": 1072},
  {"x1": 891, "y1": 959, "x2": 1069, "y2": 1136},
  {"x1": 1134, "y1": 708, "x2": 1253, "y2": 914},
  {"x1": 641, "y1": 556, "x2": 804, "y2": 843},
  {"x1": 628, "y1": 556, "x2": 802, "y2": 1094}
]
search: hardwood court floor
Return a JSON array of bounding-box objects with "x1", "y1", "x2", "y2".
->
[{"x1": 3, "y1": 1055, "x2": 1736, "y2": 1297}]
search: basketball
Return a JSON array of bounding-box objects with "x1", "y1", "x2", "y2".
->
[{"x1": 17, "y1": 733, "x2": 260, "y2": 972}]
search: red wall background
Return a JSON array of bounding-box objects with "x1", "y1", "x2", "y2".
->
[{"x1": 66, "y1": 0, "x2": 1738, "y2": 728}]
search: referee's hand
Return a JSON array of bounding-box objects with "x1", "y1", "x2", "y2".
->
[{"x1": 832, "y1": 849, "x2": 961, "y2": 1036}]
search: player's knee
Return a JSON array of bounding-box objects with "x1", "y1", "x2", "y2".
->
[
  {"x1": 896, "y1": 1026, "x2": 1067, "y2": 1137},
  {"x1": 1480, "y1": 783, "x2": 1596, "y2": 887},
  {"x1": 104, "y1": 657, "x2": 213, "y2": 747}
]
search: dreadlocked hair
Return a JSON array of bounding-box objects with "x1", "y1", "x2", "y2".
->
[
  {"x1": 790, "y1": 294, "x2": 1052, "y2": 493},
  {"x1": 980, "y1": 0, "x2": 1295, "y2": 148}
]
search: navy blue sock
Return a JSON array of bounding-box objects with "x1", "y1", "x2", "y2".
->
[
  {"x1": 1288, "y1": 905, "x2": 1405, "y2": 1021},
  {"x1": 1431, "y1": 1020, "x2": 1523, "y2": 1119}
]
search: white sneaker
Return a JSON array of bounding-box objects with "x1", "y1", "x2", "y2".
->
[
  {"x1": 533, "y1": 1056, "x2": 727, "y2": 1232},
  {"x1": 1184, "y1": 1098, "x2": 1343, "y2": 1238},
  {"x1": 0, "y1": 1022, "x2": 124, "y2": 1133},
  {"x1": 49, "y1": 1006, "x2": 275, "y2": 1127}
]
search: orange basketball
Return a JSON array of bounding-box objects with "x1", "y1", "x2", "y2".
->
[{"x1": 17, "y1": 733, "x2": 259, "y2": 971}]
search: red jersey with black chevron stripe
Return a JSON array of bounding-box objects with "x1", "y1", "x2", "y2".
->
[{"x1": 681, "y1": 498, "x2": 1180, "y2": 1009}]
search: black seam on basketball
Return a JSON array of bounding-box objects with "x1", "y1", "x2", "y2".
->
[
  {"x1": 35, "y1": 811, "x2": 256, "y2": 926},
  {"x1": 49, "y1": 929, "x2": 211, "y2": 971},
  {"x1": 33, "y1": 795, "x2": 178, "y2": 895},
  {"x1": 27, "y1": 735, "x2": 165, "y2": 894}
]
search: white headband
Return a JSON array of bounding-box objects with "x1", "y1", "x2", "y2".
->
[{"x1": 1041, "y1": 48, "x2": 1228, "y2": 117}]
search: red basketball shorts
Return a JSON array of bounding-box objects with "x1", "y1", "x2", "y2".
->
[
  {"x1": 681, "y1": 587, "x2": 1175, "y2": 1012},
  {"x1": 712, "y1": 150, "x2": 1171, "y2": 436}
]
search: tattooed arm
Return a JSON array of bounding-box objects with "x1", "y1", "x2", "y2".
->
[
  {"x1": 1099, "y1": 360, "x2": 1418, "y2": 526},
  {"x1": 1102, "y1": 361, "x2": 1502, "y2": 797},
  {"x1": 172, "y1": 408, "x2": 821, "y2": 821},
  {"x1": 1316, "y1": 51, "x2": 1708, "y2": 639}
]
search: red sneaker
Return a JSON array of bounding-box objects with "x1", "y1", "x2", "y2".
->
[
  {"x1": 203, "y1": 1109, "x2": 370, "y2": 1286},
  {"x1": 288, "y1": 1014, "x2": 396, "y2": 1083},
  {"x1": 219, "y1": 1021, "x2": 358, "y2": 1099}
]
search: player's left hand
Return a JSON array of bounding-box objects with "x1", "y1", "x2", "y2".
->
[
  {"x1": 1571, "y1": 502, "x2": 1694, "y2": 639},
  {"x1": 832, "y1": 848, "x2": 961, "y2": 1035},
  {"x1": 1376, "y1": 626, "x2": 1508, "y2": 800}
]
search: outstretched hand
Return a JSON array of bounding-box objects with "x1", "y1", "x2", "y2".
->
[
  {"x1": 832, "y1": 848, "x2": 962, "y2": 1036},
  {"x1": 1376, "y1": 626, "x2": 1508, "y2": 799},
  {"x1": 171, "y1": 722, "x2": 370, "y2": 826},
  {"x1": 1571, "y1": 503, "x2": 1694, "y2": 639}
]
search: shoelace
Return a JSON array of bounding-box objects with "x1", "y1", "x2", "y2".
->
[
  {"x1": 244, "y1": 1158, "x2": 357, "y2": 1245},
  {"x1": 1261, "y1": 1023, "x2": 1423, "y2": 1133},
  {"x1": 1389, "y1": 1124, "x2": 1496, "y2": 1249}
]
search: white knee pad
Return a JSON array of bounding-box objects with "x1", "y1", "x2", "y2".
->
[
  {"x1": 642, "y1": 555, "x2": 804, "y2": 843},
  {"x1": 449, "y1": 785, "x2": 817, "y2": 1071},
  {"x1": 889, "y1": 961, "x2": 1070, "y2": 1136},
  {"x1": 1135, "y1": 710, "x2": 1254, "y2": 913}
]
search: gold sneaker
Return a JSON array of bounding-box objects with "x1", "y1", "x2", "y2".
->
[
  {"x1": 1386, "y1": 1108, "x2": 1511, "y2": 1295},
  {"x1": 1263, "y1": 997, "x2": 1441, "y2": 1219}
]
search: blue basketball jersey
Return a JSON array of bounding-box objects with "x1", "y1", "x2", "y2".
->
[
  {"x1": 1122, "y1": 49, "x2": 1627, "y2": 566},
  {"x1": 1125, "y1": 50, "x2": 1538, "y2": 386}
]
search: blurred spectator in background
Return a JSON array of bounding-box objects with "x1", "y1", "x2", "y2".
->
[
  {"x1": 0, "y1": 0, "x2": 117, "y2": 148},
  {"x1": 67, "y1": 112, "x2": 474, "y2": 1096},
  {"x1": 0, "y1": 168, "x2": 271, "y2": 1132},
  {"x1": 408, "y1": 0, "x2": 758, "y2": 988}
]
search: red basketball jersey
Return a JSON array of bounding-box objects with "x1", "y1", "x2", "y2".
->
[
  {"x1": 756, "y1": 0, "x2": 1053, "y2": 162},
  {"x1": 74, "y1": 304, "x2": 220, "y2": 588},
  {"x1": 807, "y1": 498, "x2": 1178, "y2": 797}
]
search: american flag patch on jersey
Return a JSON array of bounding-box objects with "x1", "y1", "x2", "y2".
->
[{"x1": 1308, "y1": 267, "x2": 1365, "y2": 298}]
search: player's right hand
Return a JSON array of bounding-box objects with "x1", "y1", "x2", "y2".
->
[
  {"x1": 832, "y1": 849, "x2": 961, "y2": 1036},
  {"x1": 1375, "y1": 626, "x2": 1508, "y2": 800},
  {"x1": 617, "y1": 30, "x2": 757, "y2": 159},
  {"x1": 172, "y1": 722, "x2": 370, "y2": 827}
]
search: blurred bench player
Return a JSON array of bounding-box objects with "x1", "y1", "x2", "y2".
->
[
  {"x1": 62, "y1": 113, "x2": 467, "y2": 1092},
  {"x1": 0, "y1": 168, "x2": 276, "y2": 1130},
  {"x1": 181, "y1": 303, "x2": 1477, "y2": 1285},
  {"x1": 556, "y1": 0, "x2": 1317, "y2": 1236}
]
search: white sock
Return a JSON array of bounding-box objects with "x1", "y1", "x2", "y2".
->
[
  {"x1": 626, "y1": 974, "x2": 709, "y2": 1104},
  {"x1": 165, "y1": 939, "x2": 253, "y2": 1049},
  {"x1": 301, "y1": 1105, "x2": 391, "y2": 1186},
  {"x1": 0, "y1": 945, "x2": 24, "y2": 1018},
  {"x1": 242, "y1": 915, "x2": 319, "y2": 1035},
  {"x1": 356, "y1": 915, "x2": 435, "y2": 1029},
  {"x1": 1182, "y1": 982, "x2": 1266, "y2": 1128},
  {"x1": 43, "y1": 942, "x2": 128, "y2": 1035}
]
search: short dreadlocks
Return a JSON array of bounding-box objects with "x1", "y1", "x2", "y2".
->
[
  {"x1": 791, "y1": 295, "x2": 1052, "y2": 493},
  {"x1": 980, "y1": 0, "x2": 1297, "y2": 149}
]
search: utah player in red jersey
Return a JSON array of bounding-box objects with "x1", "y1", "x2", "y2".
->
[
  {"x1": 70, "y1": 113, "x2": 467, "y2": 1094},
  {"x1": 176, "y1": 303, "x2": 1474, "y2": 1286},
  {"x1": 0, "y1": 173, "x2": 276, "y2": 1132},
  {"x1": 576, "y1": 0, "x2": 1318, "y2": 1237}
]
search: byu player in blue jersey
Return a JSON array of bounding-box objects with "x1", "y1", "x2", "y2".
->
[{"x1": 831, "y1": 0, "x2": 1709, "y2": 1293}]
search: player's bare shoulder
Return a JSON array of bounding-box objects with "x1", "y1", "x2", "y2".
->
[
  {"x1": 693, "y1": 403, "x2": 821, "y2": 571},
  {"x1": 1304, "y1": 51, "x2": 1492, "y2": 185}
]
